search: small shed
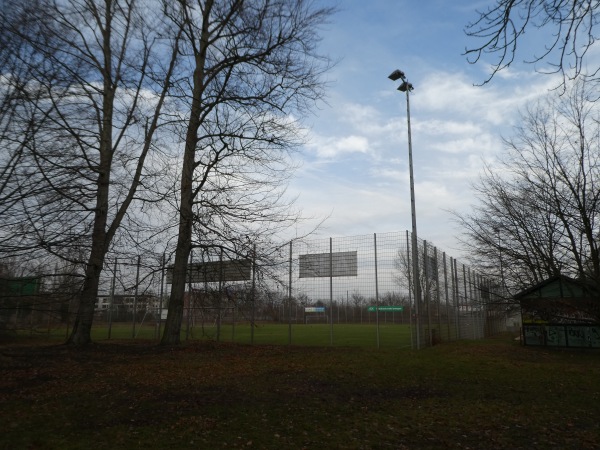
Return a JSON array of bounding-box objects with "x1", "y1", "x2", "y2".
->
[{"x1": 515, "y1": 275, "x2": 600, "y2": 348}]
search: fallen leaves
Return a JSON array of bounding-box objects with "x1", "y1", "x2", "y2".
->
[{"x1": 1, "y1": 339, "x2": 599, "y2": 448}]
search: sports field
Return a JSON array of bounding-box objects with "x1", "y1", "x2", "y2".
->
[{"x1": 45, "y1": 322, "x2": 416, "y2": 348}]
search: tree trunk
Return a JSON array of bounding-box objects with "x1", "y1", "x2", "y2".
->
[
  {"x1": 67, "y1": 150, "x2": 112, "y2": 345},
  {"x1": 160, "y1": 0, "x2": 213, "y2": 345},
  {"x1": 160, "y1": 142, "x2": 195, "y2": 345},
  {"x1": 67, "y1": 249, "x2": 105, "y2": 345},
  {"x1": 67, "y1": 138, "x2": 113, "y2": 344},
  {"x1": 67, "y1": 4, "x2": 115, "y2": 344}
]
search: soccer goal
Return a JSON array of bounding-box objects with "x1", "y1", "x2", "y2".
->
[{"x1": 305, "y1": 314, "x2": 328, "y2": 324}]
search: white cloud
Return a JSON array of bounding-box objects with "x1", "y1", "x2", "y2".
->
[
  {"x1": 416, "y1": 71, "x2": 557, "y2": 127},
  {"x1": 307, "y1": 134, "x2": 370, "y2": 159},
  {"x1": 428, "y1": 133, "x2": 499, "y2": 156},
  {"x1": 286, "y1": 3, "x2": 583, "y2": 258},
  {"x1": 417, "y1": 119, "x2": 482, "y2": 137}
]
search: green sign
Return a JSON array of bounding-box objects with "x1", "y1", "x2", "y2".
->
[
  {"x1": 368, "y1": 306, "x2": 404, "y2": 312},
  {"x1": 0, "y1": 277, "x2": 40, "y2": 296}
]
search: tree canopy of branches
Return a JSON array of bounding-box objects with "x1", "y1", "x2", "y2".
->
[
  {"x1": 0, "y1": 0, "x2": 180, "y2": 344},
  {"x1": 456, "y1": 80, "x2": 600, "y2": 299},
  {"x1": 1, "y1": 0, "x2": 333, "y2": 346},
  {"x1": 465, "y1": 0, "x2": 600, "y2": 84},
  {"x1": 160, "y1": 0, "x2": 334, "y2": 345}
]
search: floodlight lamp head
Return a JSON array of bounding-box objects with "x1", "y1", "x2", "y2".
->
[
  {"x1": 388, "y1": 69, "x2": 405, "y2": 81},
  {"x1": 397, "y1": 81, "x2": 413, "y2": 92}
]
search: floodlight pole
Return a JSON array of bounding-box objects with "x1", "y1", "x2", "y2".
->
[{"x1": 389, "y1": 69, "x2": 422, "y2": 349}]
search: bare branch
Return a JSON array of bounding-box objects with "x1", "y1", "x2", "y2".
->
[{"x1": 465, "y1": 0, "x2": 600, "y2": 86}]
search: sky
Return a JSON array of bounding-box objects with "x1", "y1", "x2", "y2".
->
[{"x1": 287, "y1": 0, "x2": 563, "y2": 258}]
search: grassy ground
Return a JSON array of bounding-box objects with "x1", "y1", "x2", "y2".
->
[
  {"x1": 24, "y1": 322, "x2": 415, "y2": 348},
  {"x1": 191, "y1": 323, "x2": 413, "y2": 348},
  {"x1": 1, "y1": 334, "x2": 599, "y2": 449}
]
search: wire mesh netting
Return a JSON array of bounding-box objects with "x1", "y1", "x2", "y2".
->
[{"x1": 1, "y1": 231, "x2": 509, "y2": 348}]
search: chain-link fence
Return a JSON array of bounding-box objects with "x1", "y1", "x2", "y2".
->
[
  {"x1": 279, "y1": 232, "x2": 508, "y2": 348},
  {"x1": 1, "y1": 231, "x2": 510, "y2": 348}
]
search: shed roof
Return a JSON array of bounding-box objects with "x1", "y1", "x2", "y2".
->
[{"x1": 514, "y1": 275, "x2": 590, "y2": 300}]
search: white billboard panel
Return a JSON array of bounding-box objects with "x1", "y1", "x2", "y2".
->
[
  {"x1": 299, "y1": 251, "x2": 357, "y2": 278},
  {"x1": 166, "y1": 259, "x2": 251, "y2": 284}
]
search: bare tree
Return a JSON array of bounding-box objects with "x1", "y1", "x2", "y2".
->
[
  {"x1": 0, "y1": 1, "x2": 64, "y2": 222},
  {"x1": 456, "y1": 80, "x2": 600, "y2": 298},
  {"x1": 394, "y1": 240, "x2": 439, "y2": 306},
  {"x1": 0, "y1": 0, "x2": 181, "y2": 344},
  {"x1": 465, "y1": 1, "x2": 600, "y2": 85},
  {"x1": 160, "y1": 0, "x2": 334, "y2": 345}
]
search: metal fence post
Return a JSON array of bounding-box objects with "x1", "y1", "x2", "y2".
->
[
  {"x1": 423, "y1": 240, "x2": 432, "y2": 346},
  {"x1": 452, "y1": 257, "x2": 460, "y2": 339},
  {"x1": 251, "y1": 244, "x2": 256, "y2": 345},
  {"x1": 218, "y1": 248, "x2": 223, "y2": 342},
  {"x1": 434, "y1": 247, "x2": 441, "y2": 340},
  {"x1": 186, "y1": 250, "x2": 192, "y2": 340},
  {"x1": 132, "y1": 256, "x2": 140, "y2": 339},
  {"x1": 442, "y1": 252, "x2": 450, "y2": 341},
  {"x1": 468, "y1": 267, "x2": 475, "y2": 339},
  {"x1": 289, "y1": 241, "x2": 292, "y2": 345},
  {"x1": 374, "y1": 233, "x2": 380, "y2": 349},
  {"x1": 462, "y1": 264, "x2": 469, "y2": 339},
  {"x1": 108, "y1": 258, "x2": 117, "y2": 339},
  {"x1": 157, "y1": 253, "x2": 165, "y2": 340},
  {"x1": 329, "y1": 237, "x2": 333, "y2": 346}
]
